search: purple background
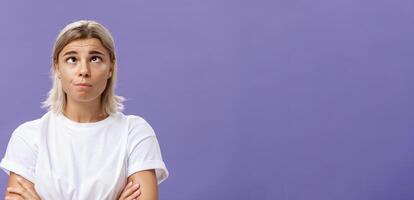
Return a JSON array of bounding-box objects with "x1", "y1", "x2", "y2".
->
[{"x1": 0, "y1": 0, "x2": 413, "y2": 199}]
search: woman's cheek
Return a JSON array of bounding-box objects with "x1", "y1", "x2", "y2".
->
[{"x1": 96, "y1": 63, "x2": 110, "y2": 70}]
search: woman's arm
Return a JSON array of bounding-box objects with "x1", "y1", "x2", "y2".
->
[
  {"x1": 5, "y1": 171, "x2": 40, "y2": 199},
  {"x1": 127, "y1": 169, "x2": 158, "y2": 200},
  {"x1": 6, "y1": 171, "x2": 144, "y2": 200},
  {"x1": 5, "y1": 171, "x2": 26, "y2": 199}
]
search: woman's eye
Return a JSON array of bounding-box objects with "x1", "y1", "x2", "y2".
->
[
  {"x1": 91, "y1": 56, "x2": 102, "y2": 62},
  {"x1": 66, "y1": 57, "x2": 76, "y2": 64}
]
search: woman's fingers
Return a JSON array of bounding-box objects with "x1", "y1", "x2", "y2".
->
[
  {"x1": 125, "y1": 189, "x2": 141, "y2": 200},
  {"x1": 6, "y1": 187, "x2": 30, "y2": 198},
  {"x1": 7, "y1": 177, "x2": 40, "y2": 200},
  {"x1": 118, "y1": 182, "x2": 141, "y2": 200},
  {"x1": 16, "y1": 177, "x2": 40, "y2": 198},
  {"x1": 122, "y1": 182, "x2": 140, "y2": 198},
  {"x1": 118, "y1": 182, "x2": 132, "y2": 199},
  {"x1": 124, "y1": 181, "x2": 133, "y2": 190},
  {"x1": 5, "y1": 193, "x2": 24, "y2": 200},
  {"x1": 6, "y1": 187, "x2": 25, "y2": 195}
]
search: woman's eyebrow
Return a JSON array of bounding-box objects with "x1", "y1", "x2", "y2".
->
[
  {"x1": 62, "y1": 50, "x2": 78, "y2": 56},
  {"x1": 89, "y1": 50, "x2": 104, "y2": 55}
]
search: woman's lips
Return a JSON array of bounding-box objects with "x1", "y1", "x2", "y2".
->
[
  {"x1": 75, "y1": 83, "x2": 92, "y2": 89},
  {"x1": 75, "y1": 83, "x2": 92, "y2": 87}
]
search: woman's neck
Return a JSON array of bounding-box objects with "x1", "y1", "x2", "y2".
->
[{"x1": 64, "y1": 97, "x2": 108, "y2": 123}]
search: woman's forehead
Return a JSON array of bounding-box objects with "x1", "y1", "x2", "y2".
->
[{"x1": 61, "y1": 38, "x2": 107, "y2": 54}]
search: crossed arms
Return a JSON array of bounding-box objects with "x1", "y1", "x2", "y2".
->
[{"x1": 4, "y1": 169, "x2": 158, "y2": 200}]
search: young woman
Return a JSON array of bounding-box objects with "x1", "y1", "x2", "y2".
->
[{"x1": 0, "y1": 20, "x2": 169, "y2": 200}]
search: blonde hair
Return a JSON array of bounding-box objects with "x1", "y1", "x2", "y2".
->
[{"x1": 41, "y1": 20, "x2": 125, "y2": 115}]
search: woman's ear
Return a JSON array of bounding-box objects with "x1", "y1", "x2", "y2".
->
[
  {"x1": 108, "y1": 64, "x2": 113, "y2": 79},
  {"x1": 54, "y1": 63, "x2": 61, "y2": 79}
]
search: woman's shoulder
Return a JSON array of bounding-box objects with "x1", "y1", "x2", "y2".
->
[
  {"x1": 11, "y1": 111, "x2": 51, "y2": 147},
  {"x1": 119, "y1": 113, "x2": 157, "y2": 138},
  {"x1": 14, "y1": 112, "x2": 49, "y2": 134}
]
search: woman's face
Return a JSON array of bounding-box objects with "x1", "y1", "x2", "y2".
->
[{"x1": 56, "y1": 38, "x2": 113, "y2": 104}]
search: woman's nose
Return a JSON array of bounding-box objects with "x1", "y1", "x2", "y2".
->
[{"x1": 78, "y1": 60, "x2": 90, "y2": 77}]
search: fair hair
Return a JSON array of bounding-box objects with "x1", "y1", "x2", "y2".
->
[{"x1": 41, "y1": 20, "x2": 125, "y2": 115}]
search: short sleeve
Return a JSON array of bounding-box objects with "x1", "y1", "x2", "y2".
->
[
  {"x1": 0, "y1": 126, "x2": 37, "y2": 183},
  {"x1": 127, "y1": 116, "x2": 169, "y2": 185}
]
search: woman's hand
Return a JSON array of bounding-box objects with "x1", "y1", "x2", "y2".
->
[
  {"x1": 118, "y1": 181, "x2": 141, "y2": 200},
  {"x1": 5, "y1": 177, "x2": 41, "y2": 200}
]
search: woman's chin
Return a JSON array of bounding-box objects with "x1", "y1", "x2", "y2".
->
[{"x1": 68, "y1": 94, "x2": 100, "y2": 104}]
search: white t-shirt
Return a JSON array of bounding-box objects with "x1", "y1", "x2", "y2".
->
[{"x1": 0, "y1": 111, "x2": 169, "y2": 200}]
